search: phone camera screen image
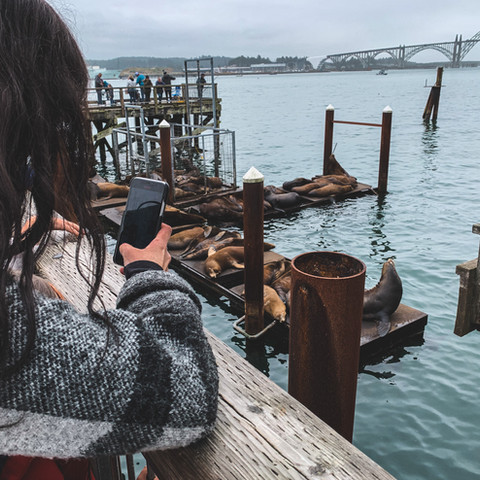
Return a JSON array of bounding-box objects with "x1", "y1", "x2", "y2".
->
[{"x1": 114, "y1": 178, "x2": 168, "y2": 265}]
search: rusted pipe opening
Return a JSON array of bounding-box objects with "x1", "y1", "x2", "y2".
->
[{"x1": 293, "y1": 252, "x2": 365, "y2": 279}]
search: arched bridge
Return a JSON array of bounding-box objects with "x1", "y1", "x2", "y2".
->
[{"x1": 319, "y1": 32, "x2": 480, "y2": 69}]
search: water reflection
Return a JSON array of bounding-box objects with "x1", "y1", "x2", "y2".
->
[
  {"x1": 421, "y1": 123, "x2": 439, "y2": 185},
  {"x1": 367, "y1": 195, "x2": 394, "y2": 263}
]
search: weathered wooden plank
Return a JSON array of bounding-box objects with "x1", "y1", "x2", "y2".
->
[
  {"x1": 36, "y1": 239, "x2": 395, "y2": 480},
  {"x1": 455, "y1": 258, "x2": 479, "y2": 336}
]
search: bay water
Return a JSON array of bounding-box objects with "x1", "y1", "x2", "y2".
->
[{"x1": 102, "y1": 69, "x2": 480, "y2": 479}]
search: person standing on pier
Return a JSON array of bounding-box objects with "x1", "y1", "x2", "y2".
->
[
  {"x1": 0, "y1": 1, "x2": 219, "y2": 479},
  {"x1": 126, "y1": 74, "x2": 138, "y2": 103},
  {"x1": 135, "y1": 71, "x2": 146, "y2": 100},
  {"x1": 155, "y1": 75, "x2": 164, "y2": 102},
  {"x1": 143, "y1": 75, "x2": 153, "y2": 102},
  {"x1": 162, "y1": 70, "x2": 176, "y2": 102},
  {"x1": 94, "y1": 71, "x2": 103, "y2": 104},
  {"x1": 196, "y1": 72, "x2": 206, "y2": 98}
]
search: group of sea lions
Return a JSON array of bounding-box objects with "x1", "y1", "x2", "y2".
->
[
  {"x1": 168, "y1": 226, "x2": 275, "y2": 278},
  {"x1": 251, "y1": 257, "x2": 403, "y2": 336},
  {"x1": 281, "y1": 154, "x2": 358, "y2": 198}
]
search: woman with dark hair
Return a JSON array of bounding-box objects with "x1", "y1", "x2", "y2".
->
[{"x1": 0, "y1": 0, "x2": 218, "y2": 476}]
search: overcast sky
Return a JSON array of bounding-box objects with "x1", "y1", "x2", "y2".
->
[{"x1": 49, "y1": 0, "x2": 480, "y2": 64}]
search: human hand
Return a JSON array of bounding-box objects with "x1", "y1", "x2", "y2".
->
[{"x1": 119, "y1": 223, "x2": 172, "y2": 272}]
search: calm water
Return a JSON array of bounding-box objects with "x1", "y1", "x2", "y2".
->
[{"x1": 102, "y1": 69, "x2": 480, "y2": 479}]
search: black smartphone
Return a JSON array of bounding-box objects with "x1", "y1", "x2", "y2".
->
[{"x1": 113, "y1": 177, "x2": 169, "y2": 265}]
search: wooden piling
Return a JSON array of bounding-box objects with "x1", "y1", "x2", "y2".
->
[
  {"x1": 159, "y1": 120, "x2": 174, "y2": 204},
  {"x1": 378, "y1": 106, "x2": 393, "y2": 195},
  {"x1": 242, "y1": 167, "x2": 265, "y2": 335},
  {"x1": 423, "y1": 67, "x2": 443, "y2": 122},
  {"x1": 323, "y1": 105, "x2": 335, "y2": 175}
]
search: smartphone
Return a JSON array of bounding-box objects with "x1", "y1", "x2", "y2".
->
[{"x1": 113, "y1": 177, "x2": 169, "y2": 265}]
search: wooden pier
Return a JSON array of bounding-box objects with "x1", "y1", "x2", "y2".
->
[{"x1": 36, "y1": 237, "x2": 396, "y2": 480}]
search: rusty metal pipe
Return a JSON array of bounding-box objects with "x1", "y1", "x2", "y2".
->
[
  {"x1": 378, "y1": 106, "x2": 392, "y2": 195},
  {"x1": 323, "y1": 105, "x2": 335, "y2": 175},
  {"x1": 288, "y1": 251, "x2": 366, "y2": 442}
]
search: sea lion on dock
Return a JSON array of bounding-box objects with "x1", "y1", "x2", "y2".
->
[
  {"x1": 198, "y1": 196, "x2": 244, "y2": 223},
  {"x1": 168, "y1": 226, "x2": 213, "y2": 250},
  {"x1": 363, "y1": 259, "x2": 403, "y2": 337},
  {"x1": 264, "y1": 186, "x2": 302, "y2": 210},
  {"x1": 308, "y1": 183, "x2": 353, "y2": 197},
  {"x1": 271, "y1": 272, "x2": 292, "y2": 311},
  {"x1": 263, "y1": 285, "x2": 287, "y2": 323},
  {"x1": 182, "y1": 230, "x2": 242, "y2": 260},
  {"x1": 263, "y1": 259, "x2": 289, "y2": 285},
  {"x1": 282, "y1": 178, "x2": 311, "y2": 191},
  {"x1": 205, "y1": 246, "x2": 245, "y2": 278},
  {"x1": 87, "y1": 181, "x2": 130, "y2": 200}
]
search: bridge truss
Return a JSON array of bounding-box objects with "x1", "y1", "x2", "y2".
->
[{"x1": 319, "y1": 32, "x2": 480, "y2": 69}]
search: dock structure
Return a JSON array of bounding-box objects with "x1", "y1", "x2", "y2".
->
[
  {"x1": 87, "y1": 83, "x2": 222, "y2": 172},
  {"x1": 96, "y1": 201, "x2": 428, "y2": 362},
  {"x1": 36, "y1": 238, "x2": 396, "y2": 480},
  {"x1": 454, "y1": 223, "x2": 480, "y2": 336}
]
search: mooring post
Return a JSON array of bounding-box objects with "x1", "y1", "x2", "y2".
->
[
  {"x1": 323, "y1": 105, "x2": 335, "y2": 175},
  {"x1": 423, "y1": 67, "x2": 443, "y2": 122},
  {"x1": 111, "y1": 130, "x2": 121, "y2": 180},
  {"x1": 288, "y1": 251, "x2": 366, "y2": 442},
  {"x1": 377, "y1": 106, "x2": 392, "y2": 195},
  {"x1": 159, "y1": 120, "x2": 174, "y2": 204},
  {"x1": 243, "y1": 167, "x2": 265, "y2": 335}
]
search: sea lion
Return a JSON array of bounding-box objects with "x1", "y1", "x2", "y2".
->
[
  {"x1": 198, "y1": 197, "x2": 243, "y2": 222},
  {"x1": 308, "y1": 183, "x2": 353, "y2": 197},
  {"x1": 313, "y1": 174, "x2": 357, "y2": 187},
  {"x1": 291, "y1": 182, "x2": 323, "y2": 195},
  {"x1": 282, "y1": 178, "x2": 311, "y2": 191},
  {"x1": 168, "y1": 226, "x2": 212, "y2": 250},
  {"x1": 182, "y1": 230, "x2": 242, "y2": 260},
  {"x1": 204, "y1": 246, "x2": 245, "y2": 278},
  {"x1": 263, "y1": 259, "x2": 289, "y2": 285},
  {"x1": 363, "y1": 259, "x2": 403, "y2": 337},
  {"x1": 264, "y1": 187, "x2": 302, "y2": 210},
  {"x1": 164, "y1": 205, "x2": 206, "y2": 227},
  {"x1": 88, "y1": 181, "x2": 130, "y2": 200},
  {"x1": 271, "y1": 271, "x2": 292, "y2": 311},
  {"x1": 263, "y1": 285, "x2": 287, "y2": 323},
  {"x1": 207, "y1": 240, "x2": 275, "y2": 258}
]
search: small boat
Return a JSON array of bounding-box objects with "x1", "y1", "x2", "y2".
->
[{"x1": 377, "y1": 69, "x2": 388, "y2": 75}]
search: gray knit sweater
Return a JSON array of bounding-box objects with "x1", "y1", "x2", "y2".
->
[{"x1": 0, "y1": 270, "x2": 218, "y2": 458}]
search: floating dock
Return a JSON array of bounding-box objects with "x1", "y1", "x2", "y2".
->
[{"x1": 97, "y1": 198, "x2": 428, "y2": 362}]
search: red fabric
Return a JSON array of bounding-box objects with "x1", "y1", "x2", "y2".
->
[{"x1": 0, "y1": 456, "x2": 93, "y2": 480}]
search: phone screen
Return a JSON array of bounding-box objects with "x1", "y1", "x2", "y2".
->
[{"x1": 113, "y1": 178, "x2": 168, "y2": 265}]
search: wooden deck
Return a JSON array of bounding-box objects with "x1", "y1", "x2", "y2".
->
[{"x1": 36, "y1": 238, "x2": 396, "y2": 479}]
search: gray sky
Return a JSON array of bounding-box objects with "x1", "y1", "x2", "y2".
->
[{"x1": 50, "y1": 0, "x2": 480, "y2": 63}]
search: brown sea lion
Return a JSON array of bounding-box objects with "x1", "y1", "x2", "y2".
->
[
  {"x1": 207, "y1": 240, "x2": 275, "y2": 258},
  {"x1": 308, "y1": 183, "x2": 353, "y2": 197},
  {"x1": 164, "y1": 205, "x2": 206, "y2": 227},
  {"x1": 291, "y1": 182, "x2": 323, "y2": 195},
  {"x1": 363, "y1": 259, "x2": 403, "y2": 337},
  {"x1": 198, "y1": 197, "x2": 243, "y2": 222},
  {"x1": 263, "y1": 259, "x2": 289, "y2": 285},
  {"x1": 282, "y1": 178, "x2": 311, "y2": 191},
  {"x1": 174, "y1": 187, "x2": 195, "y2": 199},
  {"x1": 263, "y1": 285, "x2": 287, "y2": 323},
  {"x1": 168, "y1": 226, "x2": 213, "y2": 250},
  {"x1": 271, "y1": 272, "x2": 291, "y2": 311},
  {"x1": 204, "y1": 246, "x2": 245, "y2": 278},
  {"x1": 94, "y1": 182, "x2": 130, "y2": 199},
  {"x1": 182, "y1": 230, "x2": 242, "y2": 260},
  {"x1": 313, "y1": 174, "x2": 357, "y2": 187}
]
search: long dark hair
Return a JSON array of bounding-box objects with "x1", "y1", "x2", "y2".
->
[{"x1": 0, "y1": 0, "x2": 106, "y2": 376}]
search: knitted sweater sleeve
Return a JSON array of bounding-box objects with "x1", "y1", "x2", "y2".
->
[{"x1": 0, "y1": 270, "x2": 218, "y2": 458}]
